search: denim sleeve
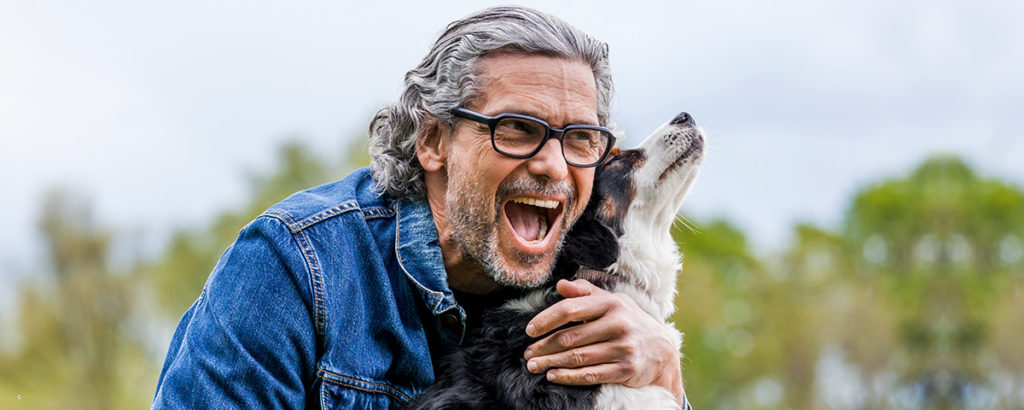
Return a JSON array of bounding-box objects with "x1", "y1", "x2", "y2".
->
[{"x1": 153, "y1": 216, "x2": 317, "y2": 409}]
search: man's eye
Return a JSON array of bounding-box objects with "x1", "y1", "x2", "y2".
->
[
  {"x1": 567, "y1": 130, "x2": 596, "y2": 143},
  {"x1": 506, "y1": 120, "x2": 529, "y2": 131},
  {"x1": 496, "y1": 119, "x2": 541, "y2": 138}
]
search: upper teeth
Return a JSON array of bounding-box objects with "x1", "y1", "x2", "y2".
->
[{"x1": 512, "y1": 197, "x2": 558, "y2": 209}]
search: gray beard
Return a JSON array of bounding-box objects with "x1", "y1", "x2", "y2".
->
[{"x1": 445, "y1": 164, "x2": 576, "y2": 288}]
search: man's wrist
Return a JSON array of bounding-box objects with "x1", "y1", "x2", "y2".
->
[
  {"x1": 667, "y1": 367, "x2": 686, "y2": 407},
  {"x1": 650, "y1": 353, "x2": 685, "y2": 406}
]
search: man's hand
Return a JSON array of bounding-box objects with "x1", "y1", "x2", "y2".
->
[{"x1": 523, "y1": 279, "x2": 685, "y2": 405}]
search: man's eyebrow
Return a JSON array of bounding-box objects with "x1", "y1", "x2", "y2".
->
[{"x1": 494, "y1": 108, "x2": 599, "y2": 127}]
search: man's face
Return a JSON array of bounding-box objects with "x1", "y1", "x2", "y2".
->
[{"x1": 442, "y1": 53, "x2": 598, "y2": 288}]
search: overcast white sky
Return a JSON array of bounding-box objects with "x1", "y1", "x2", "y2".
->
[{"x1": 2, "y1": 0, "x2": 1022, "y2": 290}]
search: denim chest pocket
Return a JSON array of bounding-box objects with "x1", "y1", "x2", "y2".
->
[{"x1": 316, "y1": 369, "x2": 417, "y2": 409}]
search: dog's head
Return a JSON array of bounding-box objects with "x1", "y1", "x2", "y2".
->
[
  {"x1": 612, "y1": 111, "x2": 704, "y2": 233},
  {"x1": 560, "y1": 112, "x2": 705, "y2": 274}
]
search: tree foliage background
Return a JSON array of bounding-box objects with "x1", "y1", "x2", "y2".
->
[{"x1": 1, "y1": 137, "x2": 1022, "y2": 409}]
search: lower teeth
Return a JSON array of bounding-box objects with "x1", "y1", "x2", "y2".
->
[
  {"x1": 539, "y1": 214, "x2": 548, "y2": 239},
  {"x1": 530, "y1": 214, "x2": 548, "y2": 244}
]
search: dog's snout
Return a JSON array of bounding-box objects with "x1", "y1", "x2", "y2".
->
[{"x1": 670, "y1": 112, "x2": 694, "y2": 126}]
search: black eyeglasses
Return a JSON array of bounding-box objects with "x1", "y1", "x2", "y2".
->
[{"x1": 450, "y1": 107, "x2": 615, "y2": 168}]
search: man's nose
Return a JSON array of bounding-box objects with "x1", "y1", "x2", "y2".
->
[{"x1": 526, "y1": 138, "x2": 569, "y2": 181}]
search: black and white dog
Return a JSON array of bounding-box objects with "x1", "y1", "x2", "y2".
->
[{"x1": 408, "y1": 112, "x2": 705, "y2": 410}]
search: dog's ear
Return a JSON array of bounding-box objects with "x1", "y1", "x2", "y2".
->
[{"x1": 563, "y1": 214, "x2": 620, "y2": 269}]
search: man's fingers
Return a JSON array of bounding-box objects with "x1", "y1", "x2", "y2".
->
[
  {"x1": 555, "y1": 278, "x2": 599, "y2": 298},
  {"x1": 545, "y1": 363, "x2": 631, "y2": 386},
  {"x1": 525, "y1": 293, "x2": 612, "y2": 338},
  {"x1": 524, "y1": 320, "x2": 617, "y2": 360},
  {"x1": 525, "y1": 341, "x2": 623, "y2": 374},
  {"x1": 526, "y1": 280, "x2": 612, "y2": 338}
]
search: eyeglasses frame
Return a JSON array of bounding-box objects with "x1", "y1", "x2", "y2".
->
[{"x1": 449, "y1": 107, "x2": 616, "y2": 168}]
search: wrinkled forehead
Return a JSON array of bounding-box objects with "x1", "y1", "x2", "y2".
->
[{"x1": 471, "y1": 53, "x2": 600, "y2": 127}]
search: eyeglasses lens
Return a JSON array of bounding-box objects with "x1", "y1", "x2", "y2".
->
[
  {"x1": 563, "y1": 129, "x2": 610, "y2": 165},
  {"x1": 494, "y1": 118, "x2": 546, "y2": 154},
  {"x1": 493, "y1": 117, "x2": 609, "y2": 165}
]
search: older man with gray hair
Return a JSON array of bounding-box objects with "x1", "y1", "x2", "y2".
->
[{"x1": 154, "y1": 6, "x2": 690, "y2": 409}]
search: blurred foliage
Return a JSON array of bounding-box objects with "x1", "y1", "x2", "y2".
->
[
  {"x1": 0, "y1": 191, "x2": 155, "y2": 409},
  {"x1": 673, "y1": 155, "x2": 1024, "y2": 409},
  {"x1": 2, "y1": 140, "x2": 1021, "y2": 409}
]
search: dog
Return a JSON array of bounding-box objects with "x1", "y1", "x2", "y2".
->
[{"x1": 407, "y1": 112, "x2": 705, "y2": 409}]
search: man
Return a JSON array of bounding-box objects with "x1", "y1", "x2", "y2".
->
[{"x1": 154, "y1": 6, "x2": 690, "y2": 409}]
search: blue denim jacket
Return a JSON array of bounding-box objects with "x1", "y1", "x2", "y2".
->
[{"x1": 153, "y1": 167, "x2": 466, "y2": 408}]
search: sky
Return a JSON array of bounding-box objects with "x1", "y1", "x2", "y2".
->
[{"x1": 2, "y1": 0, "x2": 1022, "y2": 292}]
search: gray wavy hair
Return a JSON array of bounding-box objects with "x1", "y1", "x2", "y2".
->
[{"x1": 368, "y1": 6, "x2": 614, "y2": 200}]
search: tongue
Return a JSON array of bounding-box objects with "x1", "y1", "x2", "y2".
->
[{"x1": 506, "y1": 202, "x2": 542, "y2": 241}]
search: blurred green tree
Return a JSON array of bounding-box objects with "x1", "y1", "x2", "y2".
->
[
  {"x1": 0, "y1": 190, "x2": 155, "y2": 409},
  {"x1": 841, "y1": 155, "x2": 1024, "y2": 408},
  {"x1": 670, "y1": 219, "x2": 776, "y2": 409},
  {"x1": 673, "y1": 155, "x2": 1024, "y2": 409}
]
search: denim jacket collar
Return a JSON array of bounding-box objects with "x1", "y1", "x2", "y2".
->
[{"x1": 394, "y1": 198, "x2": 459, "y2": 316}]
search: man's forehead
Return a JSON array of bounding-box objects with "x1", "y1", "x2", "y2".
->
[{"x1": 472, "y1": 53, "x2": 599, "y2": 126}]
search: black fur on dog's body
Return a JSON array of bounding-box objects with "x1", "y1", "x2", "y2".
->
[
  {"x1": 408, "y1": 293, "x2": 595, "y2": 410},
  {"x1": 406, "y1": 152, "x2": 641, "y2": 410}
]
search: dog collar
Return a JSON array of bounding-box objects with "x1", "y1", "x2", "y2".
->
[{"x1": 576, "y1": 267, "x2": 618, "y2": 289}]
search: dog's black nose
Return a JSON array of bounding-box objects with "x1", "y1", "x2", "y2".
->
[{"x1": 670, "y1": 112, "x2": 695, "y2": 126}]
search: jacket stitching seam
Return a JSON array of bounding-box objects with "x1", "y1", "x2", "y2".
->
[
  {"x1": 361, "y1": 207, "x2": 395, "y2": 219},
  {"x1": 320, "y1": 379, "x2": 406, "y2": 404},
  {"x1": 318, "y1": 369, "x2": 412, "y2": 402},
  {"x1": 288, "y1": 201, "x2": 360, "y2": 233},
  {"x1": 294, "y1": 228, "x2": 327, "y2": 340},
  {"x1": 260, "y1": 213, "x2": 326, "y2": 341},
  {"x1": 320, "y1": 380, "x2": 328, "y2": 409},
  {"x1": 262, "y1": 210, "x2": 298, "y2": 227}
]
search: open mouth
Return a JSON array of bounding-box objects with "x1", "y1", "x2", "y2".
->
[{"x1": 504, "y1": 197, "x2": 563, "y2": 247}]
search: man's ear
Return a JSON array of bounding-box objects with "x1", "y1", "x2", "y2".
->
[
  {"x1": 563, "y1": 212, "x2": 620, "y2": 269},
  {"x1": 416, "y1": 117, "x2": 447, "y2": 172}
]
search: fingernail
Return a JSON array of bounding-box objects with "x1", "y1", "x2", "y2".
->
[
  {"x1": 526, "y1": 323, "x2": 536, "y2": 336},
  {"x1": 524, "y1": 348, "x2": 534, "y2": 360},
  {"x1": 527, "y1": 360, "x2": 538, "y2": 373},
  {"x1": 546, "y1": 372, "x2": 556, "y2": 381}
]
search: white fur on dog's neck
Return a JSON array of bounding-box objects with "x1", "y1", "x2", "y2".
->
[{"x1": 608, "y1": 224, "x2": 681, "y2": 320}]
